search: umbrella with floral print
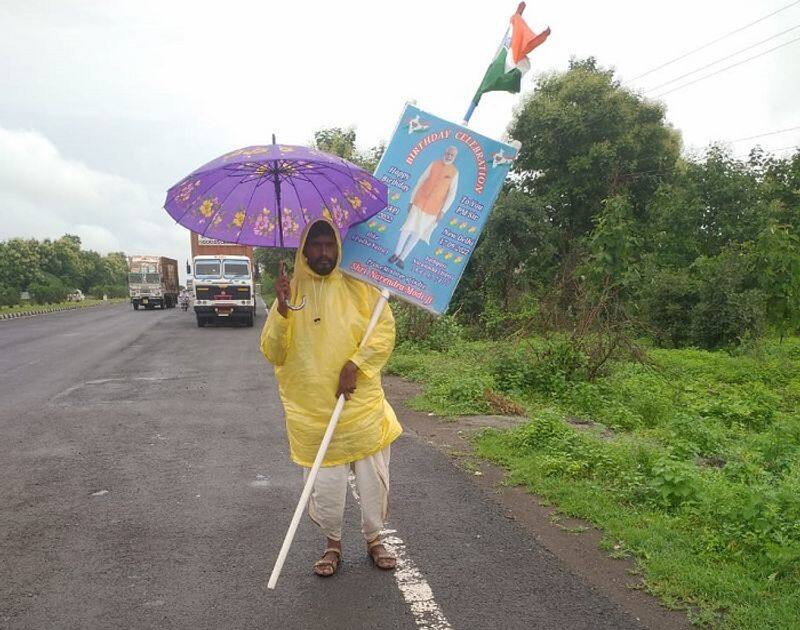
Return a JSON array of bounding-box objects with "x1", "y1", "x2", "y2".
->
[{"x1": 163, "y1": 141, "x2": 386, "y2": 248}]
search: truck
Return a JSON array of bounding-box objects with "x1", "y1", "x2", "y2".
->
[
  {"x1": 128, "y1": 256, "x2": 179, "y2": 310},
  {"x1": 189, "y1": 234, "x2": 257, "y2": 327},
  {"x1": 192, "y1": 254, "x2": 256, "y2": 326}
]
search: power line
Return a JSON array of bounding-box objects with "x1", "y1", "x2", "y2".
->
[
  {"x1": 630, "y1": 0, "x2": 800, "y2": 81},
  {"x1": 734, "y1": 144, "x2": 799, "y2": 158},
  {"x1": 729, "y1": 126, "x2": 800, "y2": 143},
  {"x1": 644, "y1": 24, "x2": 800, "y2": 93},
  {"x1": 653, "y1": 35, "x2": 800, "y2": 98}
]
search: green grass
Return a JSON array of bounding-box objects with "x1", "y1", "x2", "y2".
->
[
  {"x1": 387, "y1": 337, "x2": 800, "y2": 628},
  {"x1": 0, "y1": 298, "x2": 127, "y2": 316}
]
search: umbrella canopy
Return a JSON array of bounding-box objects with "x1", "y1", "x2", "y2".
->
[{"x1": 164, "y1": 144, "x2": 386, "y2": 248}]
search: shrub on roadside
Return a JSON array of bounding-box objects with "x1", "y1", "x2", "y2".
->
[
  {"x1": 640, "y1": 246, "x2": 768, "y2": 350},
  {"x1": 28, "y1": 273, "x2": 68, "y2": 304},
  {"x1": 490, "y1": 336, "x2": 589, "y2": 399},
  {"x1": 479, "y1": 294, "x2": 540, "y2": 339},
  {"x1": 392, "y1": 300, "x2": 464, "y2": 351},
  {"x1": 0, "y1": 283, "x2": 20, "y2": 307}
]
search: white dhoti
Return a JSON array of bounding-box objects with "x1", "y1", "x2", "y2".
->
[
  {"x1": 303, "y1": 445, "x2": 390, "y2": 542},
  {"x1": 394, "y1": 206, "x2": 438, "y2": 261},
  {"x1": 399, "y1": 205, "x2": 438, "y2": 244}
]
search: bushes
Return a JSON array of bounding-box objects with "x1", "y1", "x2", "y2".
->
[
  {"x1": 640, "y1": 245, "x2": 768, "y2": 350},
  {"x1": 640, "y1": 268, "x2": 698, "y2": 347},
  {"x1": 28, "y1": 273, "x2": 68, "y2": 304},
  {"x1": 490, "y1": 337, "x2": 588, "y2": 398},
  {"x1": 0, "y1": 283, "x2": 20, "y2": 307},
  {"x1": 392, "y1": 300, "x2": 464, "y2": 351},
  {"x1": 479, "y1": 294, "x2": 541, "y2": 339}
]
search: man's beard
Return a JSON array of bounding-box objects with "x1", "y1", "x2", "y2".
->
[{"x1": 310, "y1": 257, "x2": 335, "y2": 275}]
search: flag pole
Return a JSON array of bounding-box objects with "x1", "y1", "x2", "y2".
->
[{"x1": 462, "y1": 2, "x2": 526, "y2": 125}]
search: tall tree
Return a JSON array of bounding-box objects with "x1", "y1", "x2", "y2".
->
[{"x1": 508, "y1": 57, "x2": 681, "y2": 253}]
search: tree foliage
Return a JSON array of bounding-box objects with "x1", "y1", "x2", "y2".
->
[
  {"x1": 450, "y1": 58, "x2": 800, "y2": 348},
  {"x1": 0, "y1": 235, "x2": 129, "y2": 306}
]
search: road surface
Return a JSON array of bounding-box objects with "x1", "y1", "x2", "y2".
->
[{"x1": 0, "y1": 304, "x2": 643, "y2": 629}]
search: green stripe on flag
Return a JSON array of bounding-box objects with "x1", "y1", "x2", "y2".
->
[{"x1": 472, "y1": 47, "x2": 522, "y2": 106}]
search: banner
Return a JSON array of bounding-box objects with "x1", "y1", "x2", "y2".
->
[{"x1": 340, "y1": 103, "x2": 517, "y2": 314}]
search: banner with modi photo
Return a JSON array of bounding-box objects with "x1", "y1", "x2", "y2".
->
[{"x1": 340, "y1": 103, "x2": 517, "y2": 315}]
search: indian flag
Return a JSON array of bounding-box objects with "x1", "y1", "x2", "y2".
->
[{"x1": 471, "y1": 12, "x2": 551, "y2": 107}]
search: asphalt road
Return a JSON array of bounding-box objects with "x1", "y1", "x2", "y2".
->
[{"x1": 0, "y1": 304, "x2": 643, "y2": 630}]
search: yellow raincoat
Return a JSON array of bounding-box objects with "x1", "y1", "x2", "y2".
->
[{"x1": 260, "y1": 219, "x2": 402, "y2": 467}]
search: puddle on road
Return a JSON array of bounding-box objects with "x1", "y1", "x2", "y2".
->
[
  {"x1": 249, "y1": 473, "x2": 271, "y2": 488},
  {"x1": 53, "y1": 374, "x2": 193, "y2": 404}
]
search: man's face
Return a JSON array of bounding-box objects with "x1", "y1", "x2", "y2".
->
[
  {"x1": 303, "y1": 233, "x2": 337, "y2": 275},
  {"x1": 444, "y1": 147, "x2": 457, "y2": 164}
]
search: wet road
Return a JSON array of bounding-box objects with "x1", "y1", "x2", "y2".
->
[{"x1": 0, "y1": 304, "x2": 642, "y2": 629}]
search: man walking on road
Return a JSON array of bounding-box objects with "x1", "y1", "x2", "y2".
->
[{"x1": 260, "y1": 219, "x2": 402, "y2": 577}]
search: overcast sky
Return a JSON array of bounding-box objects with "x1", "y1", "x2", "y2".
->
[{"x1": 1, "y1": 0, "x2": 798, "y2": 274}]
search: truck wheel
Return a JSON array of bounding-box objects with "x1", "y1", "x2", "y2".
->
[
  {"x1": 197, "y1": 317, "x2": 205, "y2": 327},
  {"x1": 133, "y1": 302, "x2": 139, "y2": 310},
  {"x1": 246, "y1": 313, "x2": 254, "y2": 327}
]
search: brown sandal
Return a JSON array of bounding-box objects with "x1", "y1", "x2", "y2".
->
[
  {"x1": 313, "y1": 548, "x2": 341, "y2": 577},
  {"x1": 367, "y1": 538, "x2": 397, "y2": 571}
]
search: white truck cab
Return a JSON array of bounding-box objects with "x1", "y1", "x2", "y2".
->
[{"x1": 192, "y1": 255, "x2": 256, "y2": 327}]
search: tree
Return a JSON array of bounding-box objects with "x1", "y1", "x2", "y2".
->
[
  {"x1": 452, "y1": 187, "x2": 555, "y2": 318},
  {"x1": 0, "y1": 238, "x2": 42, "y2": 290},
  {"x1": 761, "y1": 150, "x2": 800, "y2": 234},
  {"x1": 102, "y1": 252, "x2": 129, "y2": 286},
  {"x1": 508, "y1": 57, "x2": 681, "y2": 253},
  {"x1": 583, "y1": 195, "x2": 641, "y2": 292},
  {"x1": 313, "y1": 126, "x2": 384, "y2": 172},
  {"x1": 314, "y1": 127, "x2": 357, "y2": 161},
  {"x1": 755, "y1": 221, "x2": 800, "y2": 342}
]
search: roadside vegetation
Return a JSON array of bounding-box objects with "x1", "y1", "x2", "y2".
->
[
  {"x1": 387, "y1": 328, "x2": 800, "y2": 627},
  {"x1": 0, "y1": 234, "x2": 129, "y2": 308},
  {"x1": 379, "y1": 58, "x2": 799, "y2": 628}
]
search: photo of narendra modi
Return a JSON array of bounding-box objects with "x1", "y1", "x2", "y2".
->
[
  {"x1": 388, "y1": 145, "x2": 460, "y2": 269},
  {"x1": 340, "y1": 103, "x2": 516, "y2": 315}
]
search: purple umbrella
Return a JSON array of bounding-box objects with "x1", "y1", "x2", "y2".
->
[{"x1": 164, "y1": 140, "x2": 386, "y2": 247}]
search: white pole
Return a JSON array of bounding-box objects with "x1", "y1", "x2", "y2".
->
[{"x1": 267, "y1": 288, "x2": 390, "y2": 590}]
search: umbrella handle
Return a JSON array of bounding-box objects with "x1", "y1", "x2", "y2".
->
[{"x1": 284, "y1": 296, "x2": 307, "y2": 311}]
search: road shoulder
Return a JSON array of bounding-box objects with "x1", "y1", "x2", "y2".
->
[{"x1": 383, "y1": 375, "x2": 692, "y2": 630}]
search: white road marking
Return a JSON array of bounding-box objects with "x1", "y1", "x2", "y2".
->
[
  {"x1": 91, "y1": 489, "x2": 108, "y2": 496},
  {"x1": 348, "y1": 476, "x2": 453, "y2": 630}
]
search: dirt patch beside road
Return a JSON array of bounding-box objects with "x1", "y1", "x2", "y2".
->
[{"x1": 383, "y1": 375, "x2": 691, "y2": 630}]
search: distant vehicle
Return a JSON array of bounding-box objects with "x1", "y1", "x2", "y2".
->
[
  {"x1": 128, "y1": 256, "x2": 179, "y2": 310},
  {"x1": 67, "y1": 289, "x2": 85, "y2": 302},
  {"x1": 179, "y1": 289, "x2": 191, "y2": 311},
  {"x1": 192, "y1": 255, "x2": 256, "y2": 327}
]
